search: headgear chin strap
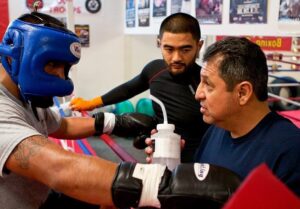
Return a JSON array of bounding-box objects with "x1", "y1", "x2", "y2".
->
[{"x1": 0, "y1": 12, "x2": 81, "y2": 105}]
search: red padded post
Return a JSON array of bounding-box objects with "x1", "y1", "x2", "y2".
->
[{"x1": 223, "y1": 164, "x2": 300, "y2": 209}]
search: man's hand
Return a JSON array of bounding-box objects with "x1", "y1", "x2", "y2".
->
[
  {"x1": 145, "y1": 130, "x2": 185, "y2": 164},
  {"x1": 70, "y1": 96, "x2": 103, "y2": 111}
]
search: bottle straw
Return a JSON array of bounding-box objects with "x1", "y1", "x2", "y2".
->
[{"x1": 149, "y1": 94, "x2": 168, "y2": 124}]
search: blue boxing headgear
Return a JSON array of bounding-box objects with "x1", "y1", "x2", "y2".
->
[{"x1": 0, "y1": 12, "x2": 81, "y2": 105}]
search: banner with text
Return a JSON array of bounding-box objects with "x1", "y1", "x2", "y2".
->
[
  {"x1": 24, "y1": 0, "x2": 101, "y2": 16},
  {"x1": 216, "y1": 36, "x2": 292, "y2": 51}
]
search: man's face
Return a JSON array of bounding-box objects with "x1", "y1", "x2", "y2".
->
[
  {"x1": 29, "y1": 61, "x2": 67, "y2": 108},
  {"x1": 44, "y1": 61, "x2": 66, "y2": 79},
  {"x1": 159, "y1": 32, "x2": 202, "y2": 75},
  {"x1": 195, "y1": 56, "x2": 240, "y2": 128}
]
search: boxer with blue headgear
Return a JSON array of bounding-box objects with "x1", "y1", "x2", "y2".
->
[{"x1": 0, "y1": 12, "x2": 81, "y2": 108}]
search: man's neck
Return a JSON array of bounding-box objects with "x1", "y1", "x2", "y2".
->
[{"x1": 226, "y1": 102, "x2": 271, "y2": 138}]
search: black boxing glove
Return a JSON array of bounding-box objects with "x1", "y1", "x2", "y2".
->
[
  {"x1": 158, "y1": 163, "x2": 241, "y2": 209},
  {"x1": 111, "y1": 162, "x2": 241, "y2": 209},
  {"x1": 93, "y1": 112, "x2": 156, "y2": 137}
]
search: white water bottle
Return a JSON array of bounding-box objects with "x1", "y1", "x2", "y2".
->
[{"x1": 151, "y1": 123, "x2": 181, "y2": 170}]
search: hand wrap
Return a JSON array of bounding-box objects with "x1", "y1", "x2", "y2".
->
[{"x1": 93, "y1": 112, "x2": 156, "y2": 138}]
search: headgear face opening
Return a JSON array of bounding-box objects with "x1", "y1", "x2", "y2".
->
[{"x1": 0, "y1": 12, "x2": 81, "y2": 106}]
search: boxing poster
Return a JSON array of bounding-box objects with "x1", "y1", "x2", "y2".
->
[
  {"x1": 138, "y1": 0, "x2": 150, "y2": 27},
  {"x1": 195, "y1": 0, "x2": 223, "y2": 24},
  {"x1": 171, "y1": 0, "x2": 182, "y2": 14},
  {"x1": 75, "y1": 24, "x2": 90, "y2": 47},
  {"x1": 126, "y1": 0, "x2": 136, "y2": 28},
  {"x1": 278, "y1": 0, "x2": 300, "y2": 23},
  {"x1": 230, "y1": 0, "x2": 268, "y2": 24},
  {"x1": 171, "y1": 0, "x2": 192, "y2": 15},
  {"x1": 153, "y1": 0, "x2": 167, "y2": 17}
]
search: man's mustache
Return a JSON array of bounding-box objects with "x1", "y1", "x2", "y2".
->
[{"x1": 170, "y1": 62, "x2": 186, "y2": 67}]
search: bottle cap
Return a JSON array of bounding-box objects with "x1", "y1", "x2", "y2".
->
[{"x1": 157, "y1": 123, "x2": 175, "y2": 131}]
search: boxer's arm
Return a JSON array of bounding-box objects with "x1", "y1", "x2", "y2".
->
[
  {"x1": 6, "y1": 136, "x2": 241, "y2": 209},
  {"x1": 50, "y1": 112, "x2": 156, "y2": 140},
  {"x1": 5, "y1": 135, "x2": 118, "y2": 206},
  {"x1": 50, "y1": 117, "x2": 96, "y2": 139}
]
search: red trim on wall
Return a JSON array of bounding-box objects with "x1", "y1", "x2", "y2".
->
[{"x1": 0, "y1": 0, "x2": 9, "y2": 40}]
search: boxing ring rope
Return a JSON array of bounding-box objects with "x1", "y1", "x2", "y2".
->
[
  {"x1": 268, "y1": 83, "x2": 300, "y2": 87},
  {"x1": 267, "y1": 73, "x2": 300, "y2": 107},
  {"x1": 268, "y1": 92, "x2": 300, "y2": 108},
  {"x1": 268, "y1": 74, "x2": 300, "y2": 83},
  {"x1": 267, "y1": 91, "x2": 300, "y2": 128},
  {"x1": 99, "y1": 134, "x2": 137, "y2": 163},
  {"x1": 268, "y1": 69, "x2": 300, "y2": 72},
  {"x1": 265, "y1": 71, "x2": 300, "y2": 127}
]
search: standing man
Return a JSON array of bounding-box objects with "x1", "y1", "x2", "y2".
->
[
  {"x1": 71, "y1": 13, "x2": 210, "y2": 162},
  {"x1": 194, "y1": 37, "x2": 300, "y2": 196}
]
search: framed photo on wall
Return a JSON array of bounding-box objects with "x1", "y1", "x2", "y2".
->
[
  {"x1": 229, "y1": 0, "x2": 268, "y2": 24},
  {"x1": 126, "y1": 0, "x2": 136, "y2": 28},
  {"x1": 138, "y1": 0, "x2": 150, "y2": 26},
  {"x1": 75, "y1": 24, "x2": 90, "y2": 47},
  {"x1": 195, "y1": 0, "x2": 223, "y2": 24},
  {"x1": 278, "y1": 0, "x2": 300, "y2": 23},
  {"x1": 153, "y1": 0, "x2": 167, "y2": 17}
]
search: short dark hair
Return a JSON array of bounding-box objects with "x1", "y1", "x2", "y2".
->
[
  {"x1": 18, "y1": 12, "x2": 68, "y2": 32},
  {"x1": 203, "y1": 37, "x2": 268, "y2": 101},
  {"x1": 158, "y1": 13, "x2": 201, "y2": 41}
]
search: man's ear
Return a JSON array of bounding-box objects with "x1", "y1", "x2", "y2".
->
[
  {"x1": 237, "y1": 81, "x2": 253, "y2": 105},
  {"x1": 198, "y1": 40, "x2": 204, "y2": 49},
  {"x1": 156, "y1": 37, "x2": 161, "y2": 48},
  {"x1": 197, "y1": 40, "x2": 204, "y2": 58}
]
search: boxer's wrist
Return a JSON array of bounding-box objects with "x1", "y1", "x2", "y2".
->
[
  {"x1": 111, "y1": 162, "x2": 169, "y2": 208},
  {"x1": 93, "y1": 112, "x2": 116, "y2": 135}
]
